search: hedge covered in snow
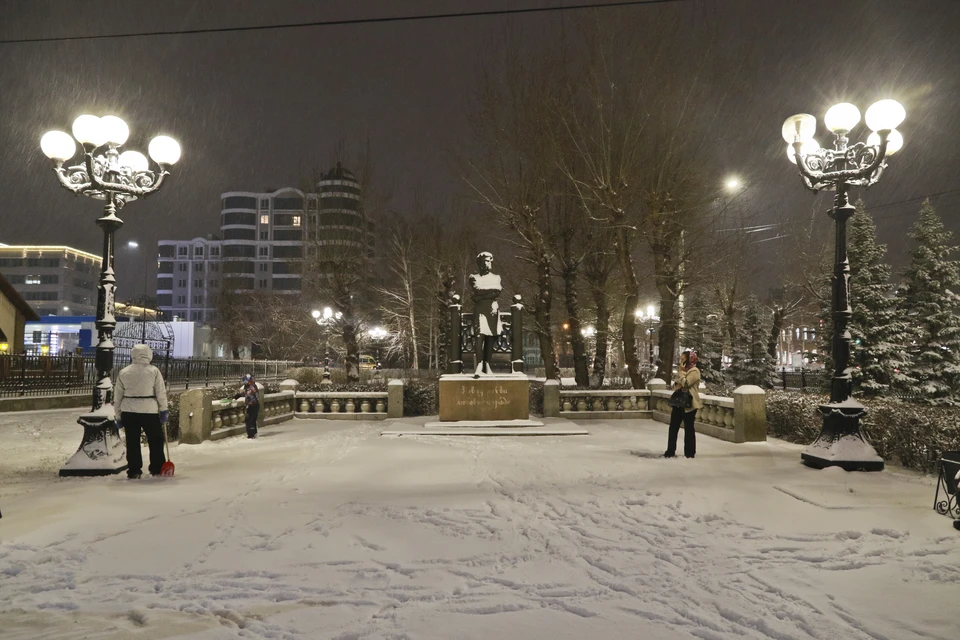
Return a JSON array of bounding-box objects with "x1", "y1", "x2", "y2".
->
[{"x1": 765, "y1": 390, "x2": 960, "y2": 473}]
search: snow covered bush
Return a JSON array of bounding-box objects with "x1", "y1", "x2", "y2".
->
[
  {"x1": 765, "y1": 390, "x2": 960, "y2": 473},
  {"x1": 402, "y1": 379, "x2": 437, "y2": 416}
]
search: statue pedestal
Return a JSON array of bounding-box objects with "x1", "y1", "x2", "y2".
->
[{"x1": 439, "y1": 373, "x2": 530, "y2": 422}]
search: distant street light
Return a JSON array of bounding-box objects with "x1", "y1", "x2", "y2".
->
[
  {"x1": 782, "y1": 98, "x2": 904, "y2": 472},
  {"x1": 42, "y1": 114, "x2": 180, "y2": 477},
  {"x1": 725, "y1": 178, "x2": 741, "y2": 190},
  {"x1": 367, "y1": 327, "x2": 388, "y2": 367},
  {"x1": 311, "y1": 307, "x2": 341, "y2": 383}
]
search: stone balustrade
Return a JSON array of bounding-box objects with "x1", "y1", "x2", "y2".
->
[
  {"x1": 540, "y1": 377, "x2": 766, "y2": 443},
  {"x1": 178, "y1": 379, "x2": 404, "y2": 443},
  {"x1": 557, "y1": 388, "x2": 652, "y2": 419},
  {"x1": 209, "y1": 390, "x2": 296, "y2": 440},
  {"x1": 295, "y1": 391, "x2": 390, "y2": 420},
  {"x1": 648, "y1": 383, "x2": 766, "y2": 443}
]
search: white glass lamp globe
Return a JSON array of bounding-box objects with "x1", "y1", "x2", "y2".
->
[
  {"x1": 781, "y1": 114, "x2": 816, "y2": 143},
  {"x1": 118, "y1": 150, "x2": 148, "y2": 172},
  {"x1": 867, "y1": 129, "x2": 904, "y2": 155},
  {"x1": 824, "y1": 103, "x2": 861, "y2": 133},
  {"x1": 323, "y1": 307, "x2": 333, "y2": 320},
  {"x1": 787, "y1": 139, "x2": 821, "y2": 164},
  {"x1": 148, "y1": 135, "x2": 181, "y2": 165},
  {"x1": 311, "y1": 309, "x2": 321, "y2": 319},
  {"x1": 72, "y1": 114, "x2": 107, "y2": 146},
  {"x1": 647, "y1": 305, "x2": 656, "y2": 318},
  {"x1": 865, "y1": 99, "x2": 906, "y2": 132},
  {"x1": 100, "y1": 115, "x2": 129, "y2": 146},
  {"x1": 40, "y1": 130, "x2": 77, "y2": 161},
  {"x1": 635, "y1": 308, "x2": 643, "y2": 318}
]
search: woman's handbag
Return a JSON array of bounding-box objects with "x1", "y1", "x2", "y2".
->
[{"x1": 668, "y1": 389, "x2": 692, "y2": 408}]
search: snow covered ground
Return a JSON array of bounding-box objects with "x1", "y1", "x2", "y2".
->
[{"x1": 1, "y1": 408, "x2": 957, "y2": 640}]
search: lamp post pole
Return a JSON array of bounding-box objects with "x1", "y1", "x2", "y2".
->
[
  {"x1": 782, "y1": 99, "x2": 905, "y2": 471},
  {"x1": 42, "y1": 115, "x2": 181, "y2": 477},
  {"x1": 312, "y1": 307, "x2": 341, "y2": 385}
]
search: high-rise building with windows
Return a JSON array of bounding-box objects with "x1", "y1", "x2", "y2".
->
[
  {"x1": 156, "y1": 163, "x2": 375, "y2": 322},
  {"x1": 0, "y1": 245, "x2": 100, "y2": 316},
  {"x1": 156, "y1": 236, "x2": 222, "y2": 322}
]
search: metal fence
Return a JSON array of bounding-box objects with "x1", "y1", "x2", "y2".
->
[{"x1": 0, "y1": 354, "x2": 299, "y2": 398}]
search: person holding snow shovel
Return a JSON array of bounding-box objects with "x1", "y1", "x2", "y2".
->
[{"x1": 114, "y1": 344, "x2": 169, "y2": 479}]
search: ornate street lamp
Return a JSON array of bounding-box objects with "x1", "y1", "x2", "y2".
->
[
  {"x1": 312, "y1": 307, "x2": 341, "y2": 383},
  {"x1": 42, "y1": 115, "x2": 180, "y2": 476},
  {"x1": 782, "y1": 98, "x2": 905, "y2": 472}
]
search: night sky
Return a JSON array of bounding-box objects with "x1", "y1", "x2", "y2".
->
[{"x1": 1, "y1": 0, "x2": 958, "y2": 297}]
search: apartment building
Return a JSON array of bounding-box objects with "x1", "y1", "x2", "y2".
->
[
  {"x1": 156, "y1": 163, "x2": 375, "y2": 322},
  {"x1": 0, "y1": 244, "x2": 100, "y2": 316}
]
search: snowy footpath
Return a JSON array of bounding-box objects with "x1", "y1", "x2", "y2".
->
[{"x1": 1, "y1": 408, "x2": 957, "y2": 640}]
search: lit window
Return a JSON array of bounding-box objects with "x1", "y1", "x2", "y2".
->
[
  {"x1": 260, "y1": 214, "x2": 269, "y2": 225},
  {"x1": 292, "y1": 216, "x2": 301, "y2": 227},
  {"x1": 26, "y1": 275, "x2": 40, "y2": 285}
]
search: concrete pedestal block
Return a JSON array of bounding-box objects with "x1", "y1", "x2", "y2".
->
[
  {"x1": 279, "y1": 379, "x2": 299, "y2": 393},
  {"x1": 733, "y1": 385, "x2": 767, "y2": 443},
  {"x1": 179, "y1": 389, "x2": 212, "y2": 444},
  {"x1": 439, "y1": 374, "x2": 530, "y2": 422},
  {"x1": 646, "y1": 378, "x2": 668, "y2": 392},
  {"x1": 387, "y1": 379, "x2": 404, "y2": 418},
  {"x1": 543, "y1": 379, "x2": 560, "y2": 418}
]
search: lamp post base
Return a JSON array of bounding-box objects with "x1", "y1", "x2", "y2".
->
[
  {"x1": 59, "y1": 413, "x2": 127, "y2": 477},
  {"x1": 800, "y1": 400, "x2": 884, "y2": 472}
]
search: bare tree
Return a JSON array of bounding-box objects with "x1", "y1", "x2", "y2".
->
[
  {"x1": 554, "y1": 8, "x2": 750, "y2": 385},
  {"x1": 374, "y1": 213, "x2": 421, "y2": 368},
  {"x1": 460, "y1": 32, "x2": 564, "y2": 380}
]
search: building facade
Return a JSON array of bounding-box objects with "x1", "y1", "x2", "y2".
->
[
  {"x1": 0, "y1": 245, "x2": 100, "y2": 317},
  {"x1": 156, "y1": 236, "x2": 222, "y2": 322},
  {"x1": 156, "y1": 163, "x2": 375, "y2": 322}
]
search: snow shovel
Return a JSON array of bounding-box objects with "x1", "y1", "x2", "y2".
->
[{"x1": 160, "y1": 424, "x2": 175, "y2": 477}]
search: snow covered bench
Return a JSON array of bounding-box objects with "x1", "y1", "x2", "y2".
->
[{"x1": 933, "y1": 451, "x2": 960, "y2": 518}]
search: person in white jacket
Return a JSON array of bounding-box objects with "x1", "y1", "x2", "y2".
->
[{"x1": 114, "y1": 344, "x2": 169, "y2": 479}]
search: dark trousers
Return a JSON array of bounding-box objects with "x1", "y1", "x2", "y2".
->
[
  {"x1": 245, "y1": 404, "x2": 260, "y2": 437},
  {"x1": 121, "y1": 412, "x2": 165, "y2": 476},
  {"x1": 474, "y1": 333, "x2": 495, "y2": 373},
  {"x1": 666, "y1": 407, "x2": 697, "y2": 457}
]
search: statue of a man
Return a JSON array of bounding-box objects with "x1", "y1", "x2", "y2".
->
[{"x1": 469, "y1": 251, "x2": 502, "y2": 377}]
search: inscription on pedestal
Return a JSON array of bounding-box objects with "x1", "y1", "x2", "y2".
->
[{"x1": 439, "y1": 376, "x2": 530, "y2": 422}]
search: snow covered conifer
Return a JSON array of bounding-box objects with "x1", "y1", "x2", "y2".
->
[
  {"x1": 729, "y1": 297, "x2": 776, "y2": 388},
  {"x1": 847, "y1": 200, "x2": 912, "y2": 394},
  {"x1": 682, "y1": 293, "x2": 724, "y2": 386},
  {"x1": 897, "y1": 199, "x2": 960, "y2": 404}
]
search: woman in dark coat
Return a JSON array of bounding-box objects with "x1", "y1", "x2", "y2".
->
[{"x1": 664, "y1": 350, "x2": 702, "y2": 459}]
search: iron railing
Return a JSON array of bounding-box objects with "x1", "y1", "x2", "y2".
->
[{"x1": 0, "y1": 354, "x2": 299, "y2": 398}]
